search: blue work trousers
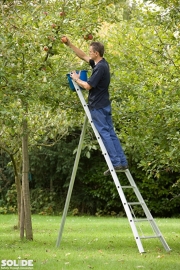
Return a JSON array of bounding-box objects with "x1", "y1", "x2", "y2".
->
[{"x1": 90, "y1": 105, "x2": 127, "y2": 167}]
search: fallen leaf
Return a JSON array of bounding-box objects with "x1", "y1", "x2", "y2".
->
[{"x1": 157, "y1": 255, "x2": 164, "y2": 258}]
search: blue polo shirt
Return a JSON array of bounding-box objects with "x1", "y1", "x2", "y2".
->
[{"x1": 87, "y1": 58, "x2": 110, "y2": 109}]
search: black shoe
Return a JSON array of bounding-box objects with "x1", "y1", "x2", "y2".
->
[
  {"x1": 104, "y1": 165, "x2": 128, "y2": 176},
  {"x1": 114, "y1": 165, "x2": 128, "y2": 171}
]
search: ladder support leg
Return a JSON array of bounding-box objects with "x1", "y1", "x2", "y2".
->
[
  {"x1": 56, "y1": 115, "x2": 88, "y2": 247},
  {"x1": 125, "y1": 170, "x2": 171, "y2": 252}
]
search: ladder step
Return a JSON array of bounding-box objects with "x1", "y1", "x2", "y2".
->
[
  {"x1": 140, "y1": 235, "x2": 161, "y2": 239},
  {"x1": 128, "y1": 202, "x2": 143, "y2": 205},
  {"x1": 134, "y1": 218, "x2": 153, "y2": 222},
  {"x1": 121, "y1": 186, "x2": 135, "y2": 189}
]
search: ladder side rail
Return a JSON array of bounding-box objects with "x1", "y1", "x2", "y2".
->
[
  {"x1": 74, "y1": 83, "x2": 145, "y2": 253},
  {"x1": 73, "y1": 84, "x2": 114, "y2": 175}
]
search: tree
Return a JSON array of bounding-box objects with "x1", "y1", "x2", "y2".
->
[{"x1": 0, "y1": 0, "x2": 126, "y2": 234}]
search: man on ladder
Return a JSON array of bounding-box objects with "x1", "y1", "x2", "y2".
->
[{"x1": 62, "y1": 36, "x2": 128, "y2": 175}]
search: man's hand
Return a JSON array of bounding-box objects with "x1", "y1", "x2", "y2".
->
[
  {"x1": 70, "y1": 71, "x2": 80, "y2": 82},
  {"x1": 61, "y1": 36, "x2": 70, "y2": 46}
]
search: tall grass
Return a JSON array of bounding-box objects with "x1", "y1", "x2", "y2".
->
[{"x1": 0, "y1": 215, "x2": 179, "y2": 270}]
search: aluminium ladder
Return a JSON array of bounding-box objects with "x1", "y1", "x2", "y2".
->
[{"x1": 56, "y1": 81, "x2": 171, "y2": 253}]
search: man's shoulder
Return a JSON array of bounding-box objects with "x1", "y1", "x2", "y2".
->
[
  {"x1": 98, "y1": 59, "x2": 110, "y2": 72},
  {"x1": 98, "y1": 58, "x2": 109, "y2": 67}
]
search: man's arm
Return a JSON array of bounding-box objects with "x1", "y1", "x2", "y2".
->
[
  {"x1": 62, "y1": 36, "x2": 90, "y2": 63},
  {"x1": 69, "y1": 43, "x2": 90, "y2": 63}
]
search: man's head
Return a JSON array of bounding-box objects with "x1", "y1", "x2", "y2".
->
[{"x1": 89, "y1": 42, "x2": 104, "y2": 59}]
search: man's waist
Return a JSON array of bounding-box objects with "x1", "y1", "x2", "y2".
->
[{"x1": 88, "y1": 100, "x2": 110, "y2": 110}]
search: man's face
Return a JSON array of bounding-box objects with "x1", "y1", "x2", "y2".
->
[{"x1": 89, "y1": 46, "x2": 98, "y2": 60}]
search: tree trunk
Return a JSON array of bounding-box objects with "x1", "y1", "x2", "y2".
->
[
  {"x1": 15, "y1": 173, "x2": 21, "y2": 228},
  {"x1": 20, "y1": 188, "x2": 25, "y2": 239},
  {"x1": 21, "y1": 119, "x2": 33, "y2": 240}
]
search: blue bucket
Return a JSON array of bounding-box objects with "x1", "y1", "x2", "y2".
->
[{"x1": 66, "y1": 70, "x2": 88, "y2": 91}]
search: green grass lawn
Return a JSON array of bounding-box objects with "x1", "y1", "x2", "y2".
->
[{"x1": 0, "y1": 215, "x2": 179, "y2": 270}]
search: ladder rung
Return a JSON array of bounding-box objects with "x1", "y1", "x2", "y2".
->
[
  {"x1": 140, "y1": 235, "x2": 161, "y2": 239},
  {"x1": 128, "y1": 202, "x2": 142, "y2": 205},
  {"x1": 134, "y1": 218, "x2": 153, "y2": 222},
  {"x1": 121, "y1": 186, "x2": 135, "y2": 189}
]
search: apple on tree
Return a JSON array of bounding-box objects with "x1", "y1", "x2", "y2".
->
[
  {"x1": 60, "y1": 11, "x2": 65, "y2": 17},
  {"x1": 83, "y1": 34, "x2": 93, "y2": 40},
  {"x1": 88, "y1": 34, "x2": 93, "y2": 40},
  {"x1": 43, "y1": 46, "x2": 49, "y2": 51}
]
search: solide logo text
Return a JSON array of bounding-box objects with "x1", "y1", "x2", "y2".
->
[{"x1": 1, "y1": 260, "x2": 33, "y2": 268}]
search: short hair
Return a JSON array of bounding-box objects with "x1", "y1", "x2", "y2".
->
[{"x1": 90, "y1": 42, "x2": 104, "y2": 57}]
